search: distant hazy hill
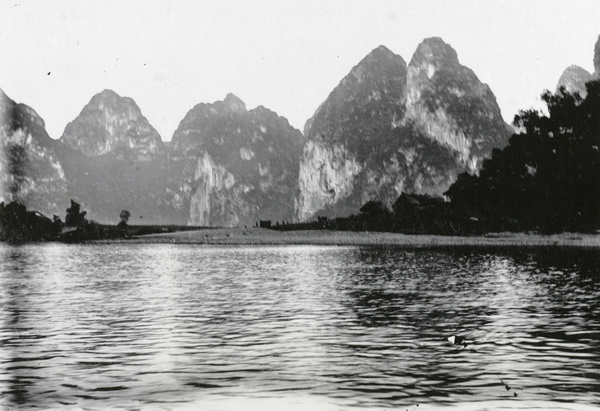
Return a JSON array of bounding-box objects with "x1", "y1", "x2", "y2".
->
[
  {"x1": 53, "y1": 144, "x2": 190, "y2": 225},
  {"x1": 297, "y1": 37, "x2": 511, "y2": 221}
]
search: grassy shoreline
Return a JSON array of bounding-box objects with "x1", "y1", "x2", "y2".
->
[{"x1": 92, "y1": 228, "x2": 600, "y2": 248}]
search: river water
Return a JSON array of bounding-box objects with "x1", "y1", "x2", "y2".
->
[{"x1": 0, "y1": 243, "x2": 598, "y2": 410}]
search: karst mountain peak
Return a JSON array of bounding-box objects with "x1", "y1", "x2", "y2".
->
[
  {"x1": 60, "y1": 88, "x2": 164, "y2": 160},
  {"x1": 296, "y1": 36, "x2": 511, "y2": 221},
  {"x1": 347, "y1": 44, "x2": 407, "y2": 82},
  {"x1": 222, "y1": 93, "x2": 247, "y2": 113},
  {"x1": 409, "y1": 37, "x2": 460, "y2": 68},
  {"x1": 4, "y1": 34, "x2": 598, "y2": 226}
]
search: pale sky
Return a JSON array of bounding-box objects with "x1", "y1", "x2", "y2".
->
[{"x1": 1, "y1": 0, "x2": 598, "y2": 141}]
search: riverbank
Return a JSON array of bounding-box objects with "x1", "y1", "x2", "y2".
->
[{"x1": 94, "y1": 228, "x2": 600, "y2": 248}]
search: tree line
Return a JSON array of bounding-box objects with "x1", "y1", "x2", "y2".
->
[{"x1": 0, "y1": 200, "x2": 132, "y2": 243}]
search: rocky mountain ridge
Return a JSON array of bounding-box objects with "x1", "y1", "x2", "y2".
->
[
  {"x1": 6, "y1": 34, "x2": 595, "y2": 226},
  {"x1": 296, "y1": 37, "x2": 511, "y2": 221}
]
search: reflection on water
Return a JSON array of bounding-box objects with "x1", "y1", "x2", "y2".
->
[{"x1": 0, "y1": 244, "x2": 599, "y2": 410}]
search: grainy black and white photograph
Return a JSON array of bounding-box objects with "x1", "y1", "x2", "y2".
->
[{"x1": 1, "y1": 1, "x2": 599, "y2": 409}]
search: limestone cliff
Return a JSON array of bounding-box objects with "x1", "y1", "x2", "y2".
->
[
  {"x1": 404, "y1": 37, "x2": 510, "y2": 171},
  {"x1": 297, "y1": 140, "x2": 363, "y2": 219},
  {"x1": 172, "y1": 94, "x2": 304, "y2": 227},
  {"x1": 297, "y1": 46, "x2": 409, "y2": 220},
  {"x1": 0, "y1": 88, "x2": 68, "y2": 217},
  {"x1": 297, "y1": 39, "x2": 510, "y2": 221}
]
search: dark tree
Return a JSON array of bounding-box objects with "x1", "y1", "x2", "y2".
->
[
  {"x1": 119, "y1": 210, "x2": 131, "y2": 226},
  {"x1": 445, "y1": 80, "x2": 600, "y2": 233},
  {"x1": 0, "y1": 202, "x2": 28, "y2": 242},
  {"x1": 0, "y1": 202, "x2": 58, "y2": 243},
  {"x1": 52, "y1": 215, "x2": 64, "y2": 235},
  {"x1": 358, "y1": 200, "x2": 392, "y2": 231},
  {"x1": 65, "y1": 200, "x2": 87, "y2": 228}
]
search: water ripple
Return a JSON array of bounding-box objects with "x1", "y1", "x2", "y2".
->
[{"x1": 0, "y1": 244, "x2": 598, "y2": 409}]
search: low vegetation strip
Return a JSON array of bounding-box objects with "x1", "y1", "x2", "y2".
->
[{"x1": 96, "y1": 228, "x2": 600, "y2": 248}]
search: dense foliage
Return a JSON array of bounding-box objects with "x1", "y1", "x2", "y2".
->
[
  {"x1": 0, "y1": 202, "x2": 61, "y2": 243},
  {"x1": 119, "y1": 210, "x2": 131, "y2": 226},
  {"x1": 65, "y1": 200, "x2": 88, "y2": 227},
  {"x1": 446, "y1": 80, "x2": 600, "y2": 233}
]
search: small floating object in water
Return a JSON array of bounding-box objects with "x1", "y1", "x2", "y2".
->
[
  {"x1": 514, "y1": 392, "x2": 518, "y2": 397},
  {"x1": 501, "y1": 379, "x2": 511, "y2": 391},
  {"x1": 447, "y1": 335, "x2": 468, "y2": 347}
]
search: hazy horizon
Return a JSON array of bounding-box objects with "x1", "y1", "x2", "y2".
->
[{"x1": 1, "y1": 0, "x2": 599, "y2": 141}]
